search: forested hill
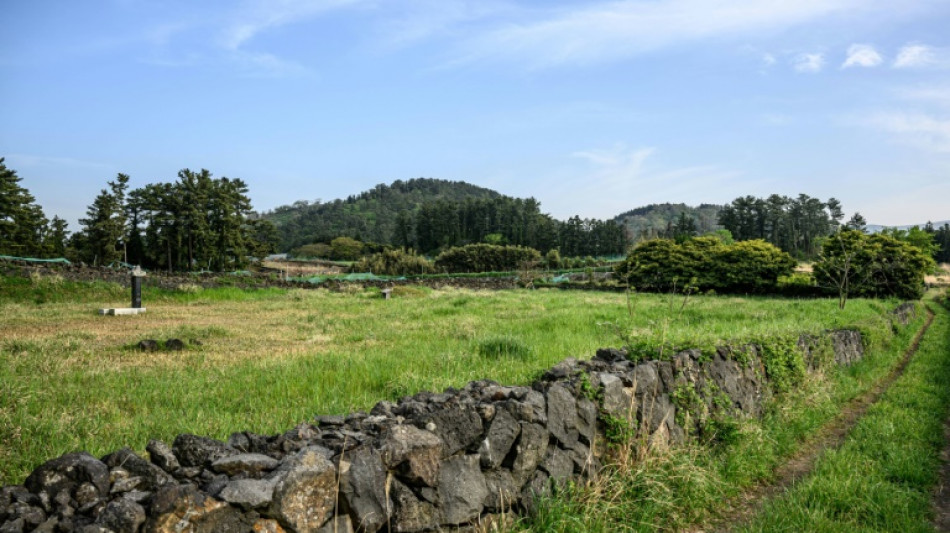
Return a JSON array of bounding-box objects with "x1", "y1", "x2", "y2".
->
[
  {"x1": 261, "y1": 178, "x2": 502, "y2": 250},
  {"x1": 612, "y1": 203, "x2": 723, "y2": 243}
]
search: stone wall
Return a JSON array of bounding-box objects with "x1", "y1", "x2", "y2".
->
[{"x1": 0, "y1": 307, "x2": 916, "y2": 533}]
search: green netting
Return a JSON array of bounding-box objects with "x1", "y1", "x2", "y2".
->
[
  {"x1": 291, "y1": 272, "x2": 409, "y2": 285},
  {"x1": 0, "y1": 255, "x2": 71, "y2": 264},
  {"x1": 105, "y1": 261, "x2": 138, "y2": 270},
  {"x1": 549, "y1": 274, "x2": 570, "y2": 283}
]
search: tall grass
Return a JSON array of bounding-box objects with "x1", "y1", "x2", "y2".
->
[
  {"x1": 0, "y1": 275, "x2": 902, "y2": 485},
  {"x1": 513, "y1": 301, "x2": 929, "y2": 532},
  {"x1": 739, "y1": 304, "x2": 949, "y2": 532}
]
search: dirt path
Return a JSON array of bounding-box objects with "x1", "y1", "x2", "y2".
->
[
  {"x1": 692, "y1": 306, "x2": 936, "y2": 533},
  {"x1": 933, "y1": 416, "x2": 950, "y2": 532}
]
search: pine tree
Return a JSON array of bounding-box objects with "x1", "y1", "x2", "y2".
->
[
  {"x1": 0, "y1": 158, "x2": 51, "y2": 256},
  {"x1": 79, "y1": 174, "x2": 129, "y2": 265}
]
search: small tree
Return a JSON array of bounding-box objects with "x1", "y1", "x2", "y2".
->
[
  {"x1": 814, "y1": 230, "x2": 931, "y2": 306},
  {"x1": 812, "y1": 230, "x2": 874, "y2": 309}
]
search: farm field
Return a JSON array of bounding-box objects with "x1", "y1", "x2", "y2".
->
[{"x1": 0, "y1": 274, "x2": 904, "y2": 486}]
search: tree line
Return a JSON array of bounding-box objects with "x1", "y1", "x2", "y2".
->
[
  {"x1": 0, "y1": 159, "x2": 69, "y2": 258},
  {"x1": 400, "y1": 197, "x2": 627, "y2": 257},
  {"x1": 716, "y1": 194, "x2": 860, "y2": 259},
  {"x1": 0, "y1": 159, "x2": 278, "y2": 270}
]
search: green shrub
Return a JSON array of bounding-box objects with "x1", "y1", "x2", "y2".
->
[
  {"x1": 813, "y1": 230, "x2": 931, "y2": 302},
  {"x1": 434, "y1": 243, "x2": 541, "y2": 273},
  {"x1": 329, "y1": 237, "x2": 364, "y2": 261},
  {"x1": 291, "y1": 243, "x2": 331, "y2": 259},
  {"x1": 350, "y1": 249, "x2": 434, "y2": 276},
  {"x1": 614, "y1": 237, "x2": 795, "y2": 294}
]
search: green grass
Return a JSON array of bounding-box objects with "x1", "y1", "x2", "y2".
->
[
  {"x1": 0, "y1": 274, "x2": 905, "y2": 486},
  {"x1": 514, "y1": 301, "x2": 930, "y2": 532},
  {"x1": 738, "y1": 302, "x2": 950, "y2": 532}
]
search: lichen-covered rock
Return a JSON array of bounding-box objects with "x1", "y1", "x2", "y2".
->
[
  {"x1": 437, "y1": 456, "x2": 487, "y2": 526},
  {"x1": 145, "y1": 440, "x2": 179, "y2": 473},
  {"x1": 268, "y1": 447, "x2": 337, "y2": 533},
  {"x1": 211, "y1": 453, "x2": 280, "y2": 477},
  {"x1": 24, "y1": 453, "x2": 110, "y2": 502},
  {"x1": 146, "y1": 485, "x2": 247, "y2": 533},
  {"x1": 832, "y1": 329, "x2": 863, "y2": 366},
  {"x1": 103, "y1": 448, "x2": 176, "y2": 491},
  {"x1": 380, "y1": 425, "x2": 442, "y2": 487},
  {"x1": 96, "y1": 498, "x2": 145, "y2": 533},
  {"x1": 390, "y1": 479, "x2": 439, "y2": 532},
  {"x1": 172, "y1": 434, "x2": 237, "y2": 468}
]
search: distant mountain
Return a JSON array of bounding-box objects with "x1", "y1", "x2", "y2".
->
[
  {"x1": 866, "y1": 220, "x2": 950, "y2": 233},
  {"x1": 261, "y1": 178, "x2": 503, "y2": 249},
  {"x1": 613, "y1": 203, "x2": 723, "y2": 243}
]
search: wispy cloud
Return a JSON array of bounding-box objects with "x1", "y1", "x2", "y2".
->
[
  {"x1": 893, "y1": 43, "x2": 950, "y2": 69},
  {"x1": 793, "y1": 52, "x2": 825, "y2": 73},
  {"x1": 842, "y1": 43, "x2": 882, "y2": 68},
  {"x1": 376, "y1": 0, "x2": 511, "y2": 49},
  {"x1": 218, "y1": 0, "x2": 365, "y2": 50},
  {"x1": 453, "y1": 0, "x2": 865, "y2": 68},
  {"x1": 866, "y1": 112, "x2": 950, "y2": 153}
]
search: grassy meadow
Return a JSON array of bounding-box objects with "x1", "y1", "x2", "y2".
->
[{"x1": 0, "y1": 273, "x2": 902, "y2": 485}]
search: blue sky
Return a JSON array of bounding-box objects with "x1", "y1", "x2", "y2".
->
[{"x1": 2, "y1": 0, "x2": 949, "y2": 230}]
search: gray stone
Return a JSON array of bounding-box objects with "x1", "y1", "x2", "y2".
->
[
  {"x1": 477, "y1": 408, "x2": 520, "y2": 470},
  {"x1": 508, "y1": 423, "x2": 549, "y2": 487},
  {"x1": 390, "y1": 479, "x2": 439, "y2": 532},
  {"x1": 268, "y1": 447, "x2": 337, "y2": 533},
  {"x1": 437, "y1": 455, "x2": 488, "y2": 526},
  {"x1": 146, "y1": 484, "x2": 247, "y2": 533},
  {"x1": 211, "y1": 453, "x2": 279, "y2": 477},
  {"x1": 380, "y1": 425, "x2": 442, "y2": 487},
  {"x1": 418, "y1": 406, "x2": 483, "y2": 458},
  {"x1": 575, "y1": 397, "x2": 597, "y2": 444},
  {"x1": 0, "y1": 518, "x2": 24, "y2": 533},
  {"x1": 540, "y1": 447, "x2": 574, "y2": 484},
  {"x1": 31, "y1": 518, "x2": 58, "y2": 533},
  {"x1": 103, "y1": 448, "x2": 176, "y2": 492},
  {"x1": 218, "y1": 478, "x2": 277, "y2": 510},
  {"x1": 23, "y1": 453, "x2": 110, "y2": 502},
  {"x1": 520, "y1": 471, "x2": 550, "y2": 514},
  {"x1": 545, "y1": 384, "x2": 579, "y2": 447},
  {"x1": 339, "y1": 446, "x2": 390, "y2": 532},
  {"x1": 110, "y1": 477, "x2": 142, "y2": 494},
  {"x1": 172, "y1": 434, "x2": 236, "y2": 468},
  {"x1": 97, "y1": 499, "x2": 145, "y2": 533},
  {"x1": 482, "y1": 470, "x2": 518, "y2": 512},
  {"x1": 145, "y1": 440, "x2": 179, "y2": 473},
  {"x1": 832, "y1": 329, "x2": 863, "y2": 366},
  {"x1": 633, "y1": 363, "x2": 660, "y2": 397}
]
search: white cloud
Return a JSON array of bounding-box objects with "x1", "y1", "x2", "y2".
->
[
  {"x1": 762, "y1": 53, "x2": 777, "y2": 67},
  {"x1": 842, "y1": 43, "x2": 882, "y2": 68},
  {"x1": 866, "y1": 112, "x2": 950, "y2": 153},
  {"x1": 894, "y1": 44, "x2": 936, "y2": 68},
  {"x1": 454, "y1": 0, "x2": 866, "y2": 68},
  {"x1": 793, "y1": 52, "x2": 825, "y2": 73}
]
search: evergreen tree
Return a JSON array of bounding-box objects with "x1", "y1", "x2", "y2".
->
[
  {"x1": 78, "y1": 174, "x2": 129, "y2": 265},
  {"x1": 0, "y1": 158, "x2": 50, "y2": 256}
]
